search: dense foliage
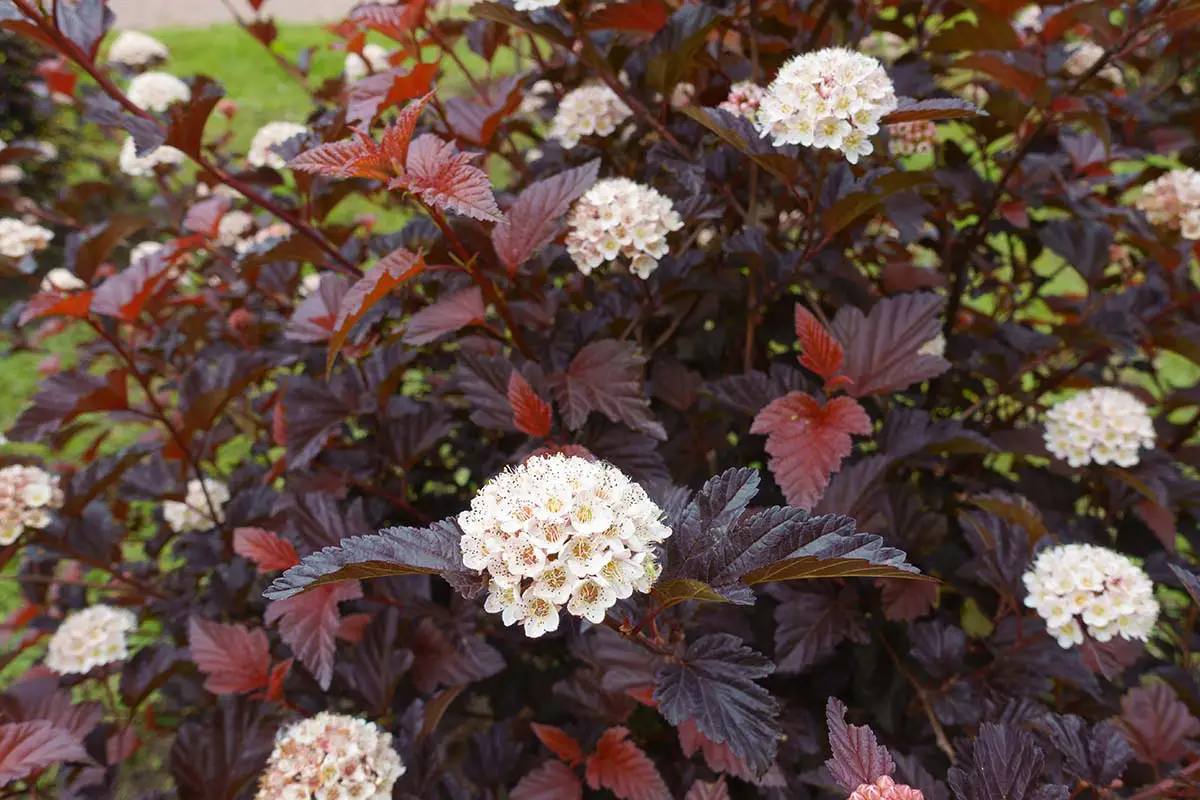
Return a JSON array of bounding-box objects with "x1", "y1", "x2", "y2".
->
[{"x1": 2, "y1": 0, "x2": 1200, "y2": 797}]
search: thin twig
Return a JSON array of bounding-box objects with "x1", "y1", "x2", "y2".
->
[{"x1": 882, "y1": 637, "x2": 956, "y2": 764}]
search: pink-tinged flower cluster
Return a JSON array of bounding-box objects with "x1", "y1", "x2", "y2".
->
[
  {"x1": 256, "y1": 712, "x2": 405, "y2": 800},
  {"x1": 1043, "y1": 387, "x2": 1155, "y2": 468},
  {"x1": 0, "y1": 217, "x2": 53, "y2": 259},
  {"x1": 888, "y1": 120, "x2": 937, "y2": 156},
  {"x1": 45, "y1": 605, "x2": 137, "y2": 674},
  {"x1": 756, "y1": 47, "x2": 897, "y2": 163},
  {"x1": 459, "y1": 454, "x2": 670, "y2": 639},
  {"x1": 163, "y1": 478, "x2": 230, "y2": 533},
  {"x1": 0, "y1": 465, "x2": 63, "y2": 545},
  {"x1": 248, "y1": 121, "x2": 308, "y2": 169},
  {"x1": 1135, "y1": 168, "x2": 1200, "y2": 240},
  {"x1": 718, "y1": 80, "x2": 766, "y2": 121},
  {"x1": 107, "y1": 30, "x2": 169, "y2": 67},
  {"x1": 344, "y1": 44, "x2": 390, "y2": 82},
  {"x1": 849, "y1": 777, "x2": 925, "y2": 800},
  {"x1": 1023, "y1": 543, "x2": 1159, "y2": 649},
  {"x1": 126, "y1": 71, "x2": 190, "y2": 112},
  {"x1": 566, "y1": 178, "x2": 683, "y2": 279},
  {"x1": 548, "y1": 85, "x2": 632, "y2": 149}
]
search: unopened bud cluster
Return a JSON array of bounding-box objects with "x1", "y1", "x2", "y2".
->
[
  {"x1": 849, "y1": 777, "x2": 925, "y2": 800},
  {"x1": 1043, "y1": 387, "x2": 1155, "y2": 468},
  {"x1": 0, "y1": 465, "x2": 63, "y2": 545},
  {"x1": 46, "y1": 605, "x2": 137, "y2": 674},
  {"x1": 718, "y1": 80, "x2": 766, "y2": 121},
  {"x1": 459, "y1": 455, "x2": 670, "y2": 638},
  {"x1": 566, "y1": 178, "x2": 683, "y2": 279},
  {"x1": 163, "y1": 478, "x2": 230, "y2": 533},
  {"x1": 888, "y1": 120, "x2": 937, "y2": 155},
  {"x1": 256, "y1": 712, "x2": 405, "y2": 800},
  {"x1": 1023, "y1": 543, "x2": 1159, "y2": 649},
  {"x1": 756, "y1": 47, "x2": 897, "y2": 163},
  {"x1": 1135, "y1": 168, "x2": 1200, "y2": 240},
  {"x1": 549, "y1": 85, "x2": 632, "y2": 149}
]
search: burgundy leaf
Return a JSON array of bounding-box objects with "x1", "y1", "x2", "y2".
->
[
  {"x1": 883, "y1": 97, "x2": 984, "y2": 124},
  {"x1": 828, "y1": 294, "x2": 949, "y2": 397},
  {"x1": 511, "y1": 760, "x2": 584, "y2": 800},
  {"x1": 91, "y1": 245, "x2": 178, "y2": 322},
  {"x1": 1114, "y1": 682, "x2": 1200, "y2": 765},
  {"x1": 530, "y1": 723, "x2": 583, "y2": 766},
  {"x1": 347, "y1": 63, "x2": 439, "y2": 128},
  {"x1": 288, "y1": 135, "x2": 389, "y2": 180},
  {"x1": 585, "y1": 727, "x2": 671, "y2": 800},
  {"x1": 684, "y1": 778, "x2": 730, "y2": 800},
  {"x1": 794, "y1": 304, "x2": 844, "y2": 383},
  {"x1": 408, "y1": 617, "x2": 504, "y2": 693},
  {"x1": 183, "y1": 196, "x2": 232, "y2": 238},
  {"x1": 0, "y1": 721, "x2": 91, "y2": 785},
  {"x1": 381, "y1": 90, "x2": 437, "y2": 167},
  {"x1": 164, "y1": 78, "x2": 226, "y2": 158},
  {"x1": 328, "y1": 247, "x2": 426, "y2": 372},
  {"x1": 18, "y1": 291, "x2": 94, "y2": 326},
  {"x1": 677, "y1": 719, "x2": 776, "y2": 785},
  {"x1": 878, "y1": 578, "x2": 939, "y2": 621},
  {"x1": 750, "y1": 392, "x2": 873, "y2": 508},
  {"x1": 187, "y1": 617, "x2": 271, "y2": 695},
  {"x1": 492, "y1": 160, "x2": 600, "y2": 273},
  {"x1": 286, "y1": 274, "x2": 349, "y2": 343},
  {"x1": 508, "y1": 370, "x2": 553, "y2": 438},
  {"x1": 441, "y1": 72, "x2": 525, "y2": 146},
  {"x1": 232, "y1": 527, "x2": 300, "y2": 573},
  {"x1": 403, "y1": 287, "x2": 486, "y2": 345},
  {"x1": 392, "y1": 133, "x2": 502, "y2": 222},
  {"x1": 265, "y1": 581, "x2": 362, "y2": 690},
  {"x1": 549, "y1": 339, "x2": 666, "y2": 440},
  {"x1": 66, "y1": 214, "x2": 150, "y2": 283},
  {"x1": 825, "y1": 697, "x2": 895, "y2": 792},
  {"x1": 585, "y1": 0, "x2": 670, "y2": 34},
  {"x1": 7, "y1": 369, "x2": 128, "y2": 442},
  {"x1": 347, "y1": 1, "x2": 427, "y2": 40},
  {"x1": 774, "y1": 586, "x2": 869, "y2": 674}
]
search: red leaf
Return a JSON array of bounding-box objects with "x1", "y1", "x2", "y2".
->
[
  {"x1": 1114, "y1": 682, "x2": 1200, "y2": 765},
  {"x1": 442, "y1": 73, "x2": 525, "y2": 146},
  {"x1": 287, "y1": 274, "x2": 349, "y2": 343},
  {"x1": 794, "y1": 305, "x2": 844, "y2": 383},
  {"x1": 336, "y1": 613, "x2": 371, "y2": 642},
  {"x1": 183, "y1": 196, "x2": 232, "y2": 238},
  {"x1": 264, "y1": 658, "x2": 292, "y2": 703},
  {"x1": 0, "y1": 721, "x2": 91, "y2": 785},
  {"x1": 18, "y1": 291, "x2": 94, "y2": 326},
  {"x1": 685, "y1": 779, "x2": 730, "y2": 800},
  {"x1": 265, "y1": 581, "x2": 363, "y2": 690},
  {"x1": 877, "y1": 578, "x2": 938, "y2": 622},
  {"x1": 1135, "y1": 499, "x2": 1176, "y2": 553},
  {"x1": 511, "y1": 760, "x2": 584, "y2": 800},
  {"x1": 750, "y1": 393, "x2": 872, "y2": 508},
  {"x1": 677, "y1": 719, "x2": 759, "y2": 783},
  {"x1": 164, "y1": 78, "x2": 226, "y2": 159},
  {"x1": 91, "y1": 246, "x2": 180, "y2": 322},
  {"x1": 232, "y1": 527, "x2": 300, "y2": 572},
  {"x1": 585, "y1": 727, "x2": 671, "y2": 800},
  {"x1": 955, "y1": 53, "x2": 1042, "y2": 101},
  {"x1": 187, "y1": 617, "x2": 271, "y2": 695},
  {"x1": 829, "y1": 293, "x2": 950, "y2": 398},
  {"x1": 508, "y1": 371, "x2": 553, "y2": 438},
  {"x1": 8, "y1": 369, "x2": 128, "y2": 442},
  {"x1": 403, "y1": 286, "x2": 486, "y2": 345},
  {"x1": 549, "y1": 339, "x2": 666, "y2": 440},
  {"x1": 67, "y1": 214, "x2": 150, "y2": 283},
  {"x1": 288, "y1": 135, "x2": 389, "y2": 180},
  {"x1": 347, "y1": 63, "x2": 438, "y2": 128},
  {"x1": 492, "y1": 160, "x2": 600, "y2": 273},
  {"x1": 392, "y1": 134, "x2": 503, "y2": 222},
  {"x1": 824, "y1": 697, "x2": 895, "y2": 792},
  {"x1": 381, "y1": 90, "x2": 436, "y2": 168},
  {"x1": 585, "y1": 0, "x2": 669, "y2": 34},
  {"x1": 530, "y1": 723, "x2": 583, "y2": 766},
  {"x1": 327, "y1": 248, "x2": 425, "y2": 372},
  {"x1": 347, "y1": 0, "x2": 428, "y2": 40}
]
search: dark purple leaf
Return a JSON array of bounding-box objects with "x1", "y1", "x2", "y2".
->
[
  {"x1": 403, "y1": 287, "x2": 486, "y2": 345},
  {"x1": 492, "y1": 160, "x2": 600, "y2": 272},
  {"x1": 947, "y1": 723, "x2": 1068, "y2": 800},
  {"x1": 409, "y1": 617, "x2": 504, "y2": 693},
  {"x1": 824, "y1": 697, "x2": 895, "y2": 792},
  {"x1": 286, "y1": 274, "x2": 349, "y2": 343},
  {"x1": 549, "y1": 339, "x2": 666, "y2": 440},
  {"x1": 1113, "y1": 682, "x2": 1200, "y2": 765},
  {"x1": 0, "y1": 721, "x2": 90, "y2": 784},
  {"x1": 1043, "y1": 715, "x2": 1133, "y2": 788},
  {"x1": 829, "y1": 293, "x2": 949, "y2": 397},
  {"x1": 774, "y1": 586, "x2": 869, "y2": 674},
  {"x1": 265, "y1": 581, "x2": 362, "y2": 690}
]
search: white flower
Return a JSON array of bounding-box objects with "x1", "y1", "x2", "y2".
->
[
  {"x1": 520, "y1": 80, "x2": 556, "y2": 114},
  {"x1": 256, "y1": 712, "x2": 405, "y2": 800},
  {"x1": 888, "y1": 120, "x2": 937, "y2": 156},
  {"x1": 1013, "y1": 5, "x2": 1044, "y2": 36},
  {"x1": 1023, "y1": 543, "x2": 1159, "y2": 649},
  {"x1": 344, "y1": 44, "x2": 390, "y2": 82},
  {"x1": 0, "y1": 165, "x2": 23, "y2": 184},
  {"x1": 1064, "y1": 40, "x2": 1123, "y2": 83},
  {"x1": 756, "y1": 47, "x2": 898, "y2": 162},
  {"x1": 514, "y1": 0, "x2": 559, "y2": 10},
  {"x1": 670, "y1": 82, "x2": 696, "y2": 109},
  {"x1": 548, "y1": 85, "x2": 632, "y2": 149},
  {"x1": 163, "y1": 478, "x2": 230, "y2": 533},
  {"x1": 108, "y1": 31, "x2": 170, "y2": 67},
  {"x1": 1043, "y1": 387, "x2": 1156, "y2": 468},
  {"x1": 131, "y1": 241, "x2": 163, "y2": 264},
  {"x1": 126, "y1": 71, "x2": 190, "y2": 112},
  {"x1": 917, "y1": 333, "x2": 946, "y2": 358},
  {"x1": 718, "y1": 80, "x2": 766, "y2": 121},
  {"x1": 0, "y1": 218, "x2": 53, "y2": 259},
  {"x1": 40, "y1": 267, "x2": 86, "y2": 293},
  {"x1": 1135, "y1": 168, "x2": 1200, "y2": 240},
  {"x1": 216, "y1": 210, "x2": 256, "y2": 247},
  {"x1": 0, "y1": 465, "x2": 64, "y2": 544},
  {"x1": 458, "y1": 454, "x2": 669, "y2": 638},
  {"x1": 248, "y1": 121, "x2": 307, "y2": 169},
  {"x1": 45, "y1": 605, "x2": 137, "y2": 674},
  {"x1": 299, "y1": 272, "x2": 322, "y2": 297},
  {"x1": 565, "y1": 177, "x2": 683, "y2": 280},
  {"x1": 235, "y1": 222, "x2": 293, "y2": 255},
  {"x1": 119, "y1": 136, "x2": 185, "y2": 177}
]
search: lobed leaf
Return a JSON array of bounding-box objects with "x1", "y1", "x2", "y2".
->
[
  {"x1": 794, "y1": 304, "x2": 844, "y2": 383},
  {"x1": 492, "y1": 160, "x2": 600, "y2": 273},
  {"x1": 550, "y1": 339, "x2": 666, "y2": 440},
  {"x1": 829, "y1": 293, "x2": 950, "y2": 398},
  {"x1": 1113, "y1": 682, "x2": 1200, "y2": 765},
  {"x1": 265, "y1": 581, "x2": 362, "y2": 690},
  {"x1": 825, "y1": 697, "x2": 895, "y2": 791},
  {"x1": 187, "y1": 617, "x2": 271, "y2": 695},
  {"x1": 585, "y1": 727, "x2": 671, "y2": 800},
  {"x1": 327, "y1": 247, "x2": 425, "y2": 373},
  {"x1": 232, "y1": 527, "x2": 300, "y2": 573},
  {"x1": 530, "y1": 723, "x2": 583, "y2": 766},
  {"x1": 391, "y1": 134, "x2": 503, "y2": 222},
  {"x1": 403, "y1": 287, "x2": 486, "y2": 346},
  {"x1": 508, "y1": 370, "x2": 553, "y2": 438},
  {"x1": 0, "y1": 721, "x2": 91, "y2": 785}
]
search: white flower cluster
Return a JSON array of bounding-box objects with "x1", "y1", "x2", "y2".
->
[
  {"x1": 256, "y1": 712, "x2": 405, "y2": 800},
  {"x1": 1063, "y1": 41, "x2": 1123, "y2": 83},
  {"x1": 918, "y1": 333, "x2": 946, "y2": 358},
  {"x1": 548, "y1": 85, "x2": 632, "y2": 149},
  {"x1": 45, "y1": 605, "x2": 137, "y2": 674},
  {"x1": 888, "y1": 120, "x2": 937, "y2": 156},
  {"x1": 235, "y1": 222, "x2": 294, "y2": 255},
  {"x1": 566, "y1": 178, "x2": 683, "y2": 279},
  {"x1": 0, "y1": 465, "x2": 63, "y2": 545},
  {"x1": 756, "y1": 47, "x2": 898, "y2": 164},
  {"x1": 108, "y1": 30, "x2": 170, "y2": 67},
  {"x1": 299, "y1": 272, "x2": 322, "y2": 297},
  {"x1": 119, "y1": 136, "x2": 185, "y2": 177},
  {"x1": 248, "y1": 121, "x2": 307, "y2": 169},
  {"x1": 1135, "y1": 169, "x2": 1200, "y2": 240},
  {"x1": 1043, "y1": 387, "x2": 1155, "y2": 468},
  {"x1": 344, "y1": 44, "x2": 390, "y2": 82},
  {"x1": 718, "y1": 80, "x2": 766, "y2": 121},
  {"x1": 1023, "y1": 543, "x2": 1159, "y2": 649},
  {"x1": 519, "y1": 79, "x2": 556, "y2": 114},
  {"x1": 126, "y1": 71, "x2": 191, "y2": 112},
  {"x1": 1013, "y1": 5, "x2": 1044, "y2": 37},
  {"x1": 0, "y1": 218, "x2": 53, "y2": 259},
  {"x1": 40, "y1": 268, "x2": 86, "y2": 293},
  {"x1": 514, "y1": 0, "x2": 560, "y2": 10},
  {"x1": 218, "y1": 211, "x2": 255, "y2": 247},
  {"x1": 163, "y1": 478, "x2": 230, "y2": 533},
  {"x1": 459, "y1": 455, "x2": 670, "y2": 638},
  {"x1": 0, "y1": 165, "x2": 23, "y2": 184},
  {"x1": 131, "y1": 241, "x2": 163, "y2": 264}
]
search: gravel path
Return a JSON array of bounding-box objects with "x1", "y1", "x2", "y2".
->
[{"x1": 108, "y1": 0, "x2": 361, "y2": 29}]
